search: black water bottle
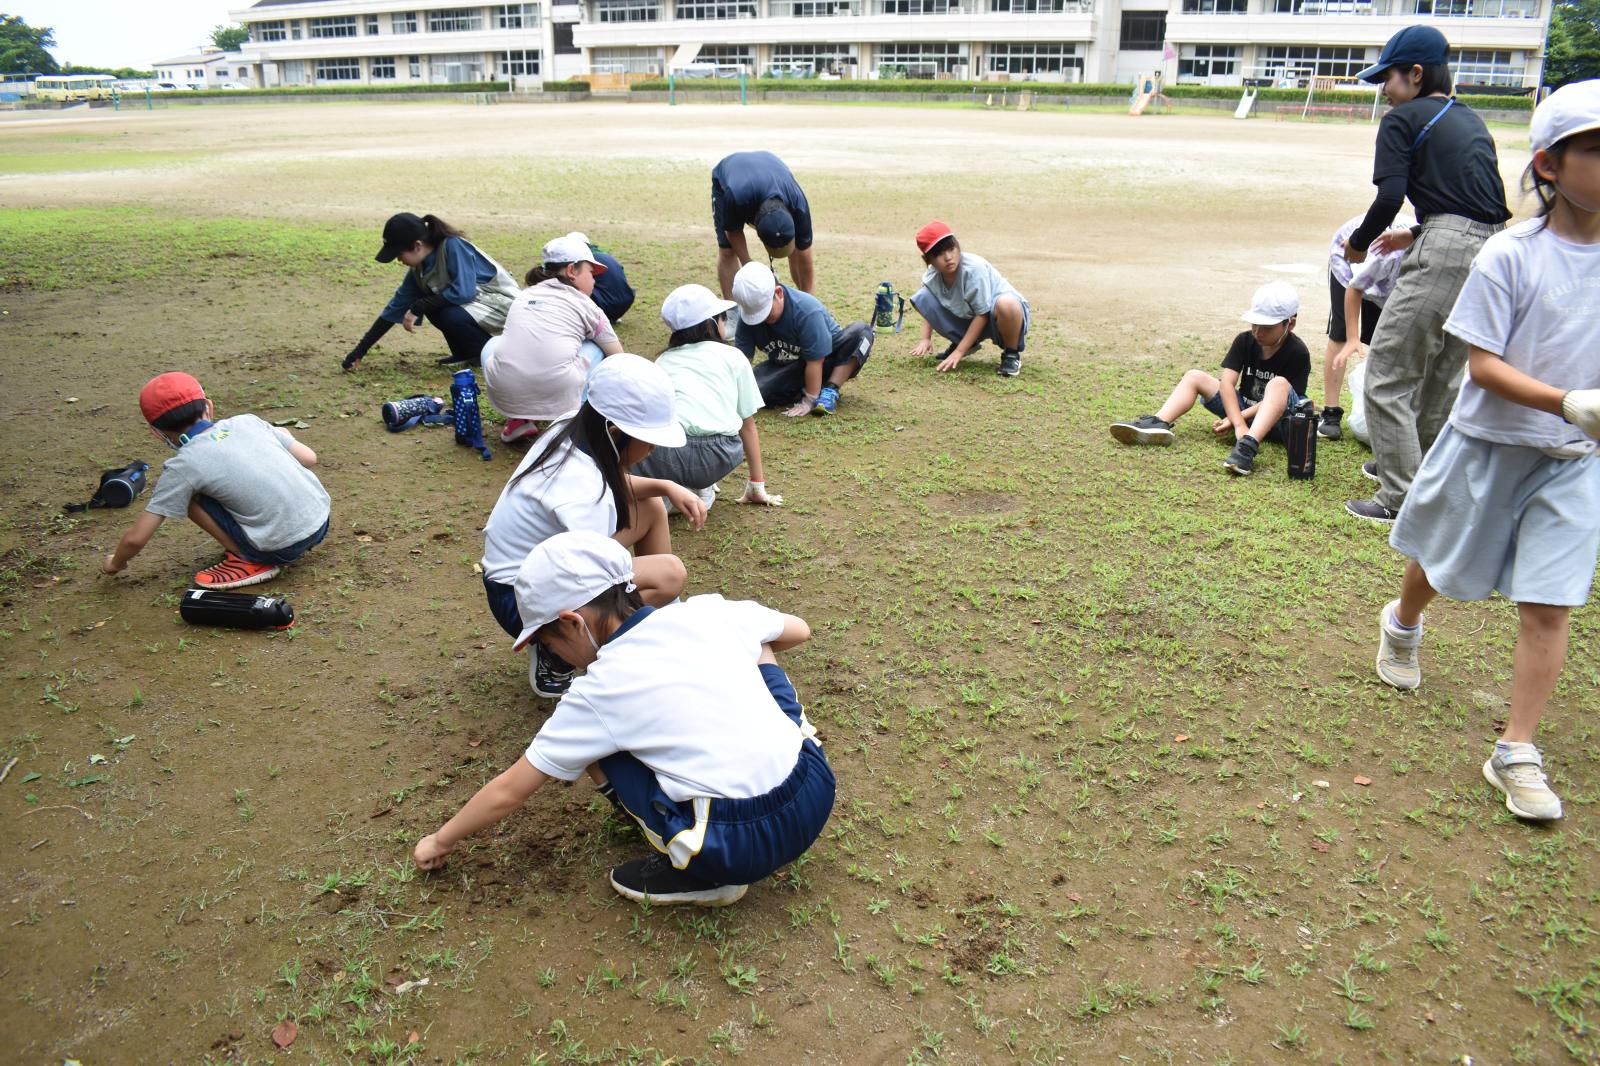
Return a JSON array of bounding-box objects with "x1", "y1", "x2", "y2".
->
[
  {"x1": 1286, "y1": 399, "x2": 1318, "y2": 480},
  {"x1": 178, "y1": 588, "x2": 296, "y2": 630}
]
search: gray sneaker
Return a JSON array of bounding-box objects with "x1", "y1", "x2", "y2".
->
[
  {"x1": 997, "y1": 350, "x2": 1022, "y2": 377},
  {"x1": 1110, "y1": 415, "x2": 1174, "y2": 446},
  {"x1": 1483, "y1": 745, "x2": 1563, "y2": 821},
  {"x1": 1375, "y1": 599, "x2": 1422, "y2": 689}
]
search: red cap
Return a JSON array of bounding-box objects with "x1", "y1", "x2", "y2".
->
[
  {"x1": 139, "y1": 372, "x2": 206, "y2": 424},
  {"x1": 915, "y1": 220, "x2": 955, "y2": 255}
]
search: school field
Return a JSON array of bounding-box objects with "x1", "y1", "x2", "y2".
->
[{"x1": 2, "y1": 99, "x2": 1595, "y2": 1065}]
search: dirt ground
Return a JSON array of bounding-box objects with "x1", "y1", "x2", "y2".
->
[{"x1": 4, "y1": 100, "x2": 1595, "y2": 1066}]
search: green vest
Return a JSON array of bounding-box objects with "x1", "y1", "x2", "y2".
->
[{"x1": 412, "y1": 241, "x2": 521, "y2": 334}]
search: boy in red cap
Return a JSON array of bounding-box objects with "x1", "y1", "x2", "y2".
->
[
  {"x1": 102, "y1": 373, "x2": 331, "y2": 589},
  {"x1": 907, "y1": 221, "x2": 1030, "y2": 377}
]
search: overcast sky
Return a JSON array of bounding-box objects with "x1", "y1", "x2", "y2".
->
[{"x1": 13, "y1": 0, "x2": 243, "y2": 68}]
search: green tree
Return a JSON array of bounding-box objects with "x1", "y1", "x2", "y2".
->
[
  {"x1": 210, "y1": 24, "x2": 249, "y2": 52},
  {"x1": 0, "y1": 13, "x2": 60, "y2": 74},
  {"x1": 1546, "y1": 0, "x2": 1600, "y2": 87}
]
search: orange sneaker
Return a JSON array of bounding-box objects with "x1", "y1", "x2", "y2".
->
[{"x1": 194, "y1": 552, "x2": 280, "y2": 590}]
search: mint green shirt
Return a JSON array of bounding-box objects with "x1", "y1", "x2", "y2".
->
[{"x1": 654, "y1": 341, "x2": 761, "y2": 437}]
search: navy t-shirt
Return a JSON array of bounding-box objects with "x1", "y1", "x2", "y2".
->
[
  {"x1": 1220, "y1": 330, "x2": 1311, "y2": 405},
  {"x1": 733, "y1": 286, "x2": 841, "y2": 363},
  {"x1": 590, "y1": 250, "x2": 635, "y2": 324},
  {"x1": 712, "y1": 151, "x2": 814, "y2": 251}
]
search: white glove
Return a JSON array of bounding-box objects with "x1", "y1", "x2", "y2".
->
[
  {"x1": 737, "y1": 480, "x2": 783, "y2": 507},
  {"x1": 784, "y1": 394, "x2": 818, "y2": 418},
  {"x1": 1563, "y1": 390, "x2": 1600, "y2": 440}
]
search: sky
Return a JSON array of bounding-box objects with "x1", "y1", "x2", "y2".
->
[{"x1": 12, "y1": 0, "x2": 242, "y2": 69}]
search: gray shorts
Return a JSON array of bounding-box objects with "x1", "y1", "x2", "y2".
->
[
  {"x1": 632, "y1": 432, "x2": 745, "y2": 491},
  {"x1": 1390, "y1": 424, "x2": 1600, "y2": 606}
]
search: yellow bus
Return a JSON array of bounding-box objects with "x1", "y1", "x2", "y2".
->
[{"x1": 33, "y1": 75, "x2": 117, "y2": 102}]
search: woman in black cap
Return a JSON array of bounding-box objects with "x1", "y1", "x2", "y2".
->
[
  {"x1": 342, "y1": 212, "x2": 521, "y2": 371},
  {"x1": 1340, "y1": 26, "x2": 1511, "y2": 525}
]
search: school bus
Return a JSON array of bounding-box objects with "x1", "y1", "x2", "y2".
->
[{"x1": 33, "y1": 75, "x2": 117, "y2": 102}]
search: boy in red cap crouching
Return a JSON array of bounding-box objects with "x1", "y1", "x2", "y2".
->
[
  {"x1": 908, "y1": 221, "x2": 1031, "y2": 377},
  {"x1": 102, "y1": 373, "x2": 331, "y2": 589}
]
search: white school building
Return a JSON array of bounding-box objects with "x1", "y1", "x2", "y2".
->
[{"x1": 224, "y1": 0, "x2": 1549, "y2": 89}]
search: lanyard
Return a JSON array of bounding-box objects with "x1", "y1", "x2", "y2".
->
[
  {"x1": 178, "y1": 419, "x2": 215, "y2": 446},
  {"x1": 1411, "y1": 97, "x2": 1455, "y2": 153}
]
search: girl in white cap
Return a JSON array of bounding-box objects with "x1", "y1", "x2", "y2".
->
[
  {"x1": 416, "y1": 530, "x2": 835, "y2": 909},
  {"x1": 631, "y1": 284, "x2": 782, "y2": 510},
  {"x1": 482, "y1": 234, "x2": 624, "y2": 444},
  {"x1": 481, "y1": 353, "x2": 706, "y2": 696},
  {"x1": 1373, "y1": 79, "x2": 1600, "y2": 823}
]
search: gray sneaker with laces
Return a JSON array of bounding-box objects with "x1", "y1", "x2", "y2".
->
[
  {"x1": 1375, "y1": 599, "x2": 1422, "y2": 689},
  {"x1": 1110, "y1": 415, "x2": 1174, "y2": 446},
  {"x1": 1483, "y1": 744, "x2": 1563, "y2": 821}
]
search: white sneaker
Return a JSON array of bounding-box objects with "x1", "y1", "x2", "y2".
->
[
  {"x1": 697, "y1": 483, "x2": 718, "y2": 513},
  {"x1": 1375, "y1": 599, "x2": 1422, "y2": 690},
  {"x1": 1483, "y1": 744, "x2": 1563, "y2": 821}
]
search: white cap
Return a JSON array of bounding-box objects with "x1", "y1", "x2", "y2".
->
[
  {"x1": 731, "y1": 261, "x2": 777, "y2": 325},
  {"x1": 661, "y1": 284, "x2": 737, "y2": 331},
  {"x1": 542, "y1": 234, "x2": 608, "y2": 275},
  {"x1": 1241, "y1": 281, "x2": 1299, "y2": 325},
  {"x1": 564, "y1": 231, "x2": 592, "y2": 247},
  {"x1": 1530, "y1": 79, "x2": 1600, "y2": 154},
  {"x1": 511, "y1": 531, "x2": 635, "y2": 651},
  {"x1": 586, "y1": 352, "x2": 687, "y2": 449}
]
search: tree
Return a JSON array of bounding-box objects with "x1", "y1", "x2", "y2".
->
[
  {"x1": 1545, "y1": 0, "x2": 1600, "y2": 88},
  {"x1": 0, "y1": 13, "x2": 60, "y2": 75},
  {"x1": 210, "y1": 24, "x2": 249, "y2": 52}
]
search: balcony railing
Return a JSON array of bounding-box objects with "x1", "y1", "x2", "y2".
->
[
  {"x1": 1264, "y1": 0, "x2": 1538, "y2": 14},
  {"x1": 768, "y1": 0, "x2": 863, "y2": 13}
]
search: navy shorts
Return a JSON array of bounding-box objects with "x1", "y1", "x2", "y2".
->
[
  {"x1": 483, "y1": 575, "x2": 521, "y2": 638},
  {"x1": 195, "y1": 495, "x2": 327, "y2": 565},
  {"x1": 751, "y1": 321, "x2": 873, "y2": 407},
  {"x1": 601, "y1": 663, "x2": 836, "y2": 886},
  {"x1": 1202, "y1": 384, "x2": 1302, "y2": 443}
]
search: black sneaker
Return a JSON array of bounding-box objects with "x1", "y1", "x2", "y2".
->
[
  {"x1": 1345, "y1": 498, "x2": 1400, "y2": 525},
  {"x1": 1318, "y1": 406, "x2": 1344, "y2": 440},
  {"x1": 1224, "y1": 435, "x2": 1260, "y2": 476},
  {"x1": 997, "y1": 350, "x2": 1022, "y2": 377},
  {"x1": 609, "y1": 853, "x2": 747, "y2": 907},
  {"x1": 530, "y1": 643, "x2": 576, "y2": 699},
  {"x1": 1110, "y1": 415, "x2": 1174, "y2": 446},
  {"x1": 1360, "y1": 459, "x2": 1380, "y2": 483}
]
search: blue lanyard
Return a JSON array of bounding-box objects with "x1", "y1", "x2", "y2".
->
[
  {"x1": 178, "y1": 419, "x2": 215, "y2": 446},
  {"x1": 1411, "y1": 97, "x2": 1455, "y2": 153}
]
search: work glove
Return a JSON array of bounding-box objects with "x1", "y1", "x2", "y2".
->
[
  {"x1": 1563, "y1": 390, "x2": 1600, "y2": 440},
  {"x1": 737, "y1": 481, "x2": 783, "y2": 507}
]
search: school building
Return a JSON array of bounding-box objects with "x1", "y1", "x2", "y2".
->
[{"x1": 224, "y1": 0, "x2": 1550, "y2": 89}]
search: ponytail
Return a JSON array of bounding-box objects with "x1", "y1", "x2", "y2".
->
[
  {"x1": 525, "y1": 262, "x2": 579, "y2": 289},
  {"x1": 421, "y1": 214, "x2": 464, "y2": 245},
  {"x1": 510, "y1": 403, "x2": 637, "y2": 533}
]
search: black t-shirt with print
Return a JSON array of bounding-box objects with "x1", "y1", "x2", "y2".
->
[
  {"x1": 1220, "y1": 330, "x2": 1311, "y2": 406},
  {"x1": 1371, "y1": 97, "x2": 1511, "y2": 226}
]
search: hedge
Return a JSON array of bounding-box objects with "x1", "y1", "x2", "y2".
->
[
  {"x1": 542, "y1": 80, "x2": 591, "y2": 92},
  {"x1": 631, "y1": 77, "x2": 1532, "y2": 112},
  {"x1": 176, "y1": 81, "x2": 509, "y2": 98}
]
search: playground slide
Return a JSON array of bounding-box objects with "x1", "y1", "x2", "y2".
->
[
  {"x1": 1128, "y1": 75, "x2": 1160, "y2": 116},
  {"x1": 1233, "y1": 88, "x2": 1258, "y2": 119},
  {"x1": 1128, "y1": 89, "x2": 1154, "y2": 116}
]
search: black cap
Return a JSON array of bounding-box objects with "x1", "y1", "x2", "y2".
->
[
  {"x1": 1356, "y1": 25, "x2": 1449, "y2": 83},
  {"x1": 754, "y1": 199, "x2": 796, "y2": 251},
  {"x1": 375, "y1": 212, "x2": 427, "y2": 263}
]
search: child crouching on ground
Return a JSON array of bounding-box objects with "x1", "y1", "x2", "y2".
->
[
  {"x1": 908, "y1": 221, "x2": 1029, "y2": 378},
  {"x1": 1373, "y1": 80, "x2": 1600, "y2": 822},
  {"x1": 415, "y1": 531, "x2": 835, "y2": 907},
  {"x1": 1109, "y1": 281, "x2": 1311, "y2": 477},
  {"x1": 102, "y1": 372, "x2": 330, "y2": 588}
]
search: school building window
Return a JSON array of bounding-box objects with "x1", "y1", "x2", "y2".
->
[
  {"x1": 991, "y1": 0, "x2": 1087, "y2": 11},
  {"x1": 770, "y1": 0, "x2": 860, "y2": 13},
  {"x1": 591, "y1": 46, "x2": 665, "y2": 72},
  {"x1": 309, "y1": 16, "x2": 358, "y2": 38},
  {"x1": 876, "y1": 42, "x2": 965, "y2": 76},
  {"x1": 1182, "y1": 0, "x2": 1246, "y2": 12},
  {"x1": 553, "y1": 23, "x2": 580, "y2": 53},
  {"x1": 1407, "y1": 0, "x2": 1537, "y2": 14},
  {"x1": 986, "y1": 42, "x2": 1083, "y2": 75},
  {"x1": 428, "y1": 8, "x2": 484, "y2": 32},
  {"x1": 392, "y1": 11, "x2": 418, "y2": 33},
  {"x1": 498, "y1": 49, "x2": 543, "y2": 76},
  {"x1": 429, "y1": 52, "x2": 486, "y2": 80},
  {"x1": 1258, "y1": 45, "x2": 1373, "y2": 80},
  {"x1": 1177, "y1": 43, "x2": 1240, "y2": 79},
  {"x1": 314, "y1": 58, "x2": 361, "y2": 81},
  {"x1": 497, "y1": 3, "x2": 542, "y2": 28},
  {"x1": 878, "y1": 0, "x2": 958, "y2": 12},
  {"x1": 254, "y1": 21, "x2": 287, "y2": 42},
  {"x1": 696, "y1": 44, "x2": 755, "y2": 65},
  {"x1": 365, "y1": 14, "x2": 380, "y2": 34},
  {"x1": 595, "y1": 0, "x2": 662, "y2": 21},
  {"x1": 371, "y1": 56, "x2": 397, "y2": 79},
  {"x1": 1452, "y1": 49, "x2": 1520, "y2": 86},
  {"x1": 1119, "y1": 12, "x2": 1166, "y2": 50},
  {"x1": 291, "y1": 23, "x2": 302, "y2": 39},
  {"x1": 770, "y1": 42, "x2": 857, "y2": 74},
  {"x1": 408, "y1": 55, "x2": 422, "y2": 77},
  {"x1": 675, "y1": 0, "x2": 758, "y2": 17},
  {"x1": 282, "y1": 60, "x2": 308, "y2": 84}
]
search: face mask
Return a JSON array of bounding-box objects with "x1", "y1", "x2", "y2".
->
[
  {"x1": 581, "y1": 616, "x2": 601, "y2": 657},
  {"x1": 1555, "y1": 180, "x2": 1600, "y2": 215},
  {"x1": 603, "y1": 420, "x2": 623, "y2": 464}
]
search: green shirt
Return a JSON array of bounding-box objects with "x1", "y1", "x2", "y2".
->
[{"x1": 654, "y1": 341, "x2": 761, "y2": 437}]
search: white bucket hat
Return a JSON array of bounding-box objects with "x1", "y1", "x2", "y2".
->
[
  {"x1": 1241, "y1": 281, "x2": 1299, "y2": 325},
  {"x1": 661, "y1": 284, "x2": 737, "y2": 331},
  {"x1": 731, "y1": 261, "x2": 777, "y2": 325},
  {"x1": 587, "y1": 353, "x2": 686, "y2": 448},
  {"x1": 511, "y1": 531, "x2": 636, "y2": 651},
  {"x1": 542, "y1": 234, "x2": 608, "y2": 275}
]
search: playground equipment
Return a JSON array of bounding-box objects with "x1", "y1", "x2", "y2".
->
[
  {"x1": 1302, "y1": 75, "x2": 1381, "y2": 122},
  {"x1": 1234, "y1": 77, "x2": 1271, "y2": 119},
  {"x1": 1128, "y1": 73, "x2": 1168, "y2": 116}
]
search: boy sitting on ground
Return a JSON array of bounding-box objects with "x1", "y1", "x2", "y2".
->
[
  {"x1": 102, "y1": 372, "x2": 331, "y2": 589},
  {"x1": 1110, "y1": 281, "x2": 1311, "y2": 477}
]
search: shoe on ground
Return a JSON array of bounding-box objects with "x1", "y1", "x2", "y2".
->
[
  {"x1": 1483, "y1": 744, "x2": 1563, "y2": 821},
  {"x1": 1110, "y1": 415, "x2": 1174, "y2": 446},
  {"x1": 1318, "y1": 406, "x2": 1344, "y2": 440},
  {"x1": 813, "y1": 384, "x2": 839, "y2": 415},
  {"x1": 1374, "y1": 599, "x2": 1422, "y2": 689},
  {"x1": 997, "y1": 350, "x2": 1022, "y2": 377},
  {"x1": 530, "y1": 642, "x2": 576, "y2": 699},
  {"x1": 697, "y1": 483, "x2": 718, "y2": 512},
  {"x1": 1360, "y1": 459, "x2": 1380, "y2": 482},
  {"x1": 194, "y1": 552, "x2": 280, "y2": 590},
  {"x1": 609, "y1": 853, "x2": 748, "y2": 907},
  {"x1": 1224, "y1": 435, "x2": 1260, "y2": 476},
  {"x1": 500, "y1": 417, "x2": 540, "y2": 443},
  {"x1": 1346, "y1": 497, "x2": 1399, "y2": 524}
]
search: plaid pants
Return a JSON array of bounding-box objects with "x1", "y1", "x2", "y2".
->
[{"x1": 1363, "y1": 214, "x2": 1503, "y2": 511}]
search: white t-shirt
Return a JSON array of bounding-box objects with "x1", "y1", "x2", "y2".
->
[
  {"x1": 525, "y1": 596, "x2": 809, "y2": 801},
  {"x1": 654, "y1": 340, "x2": 762, "y2": 437},
  {"x1": 1446, "y1": 219, "x2": 1600, "y2": 451},
  {"x1": 480, "y1": 434, "x2": 616, "y2": 585},
  {"x1": 1329, "y1": 213, "x2": 1409, "y2": 303},
  {"x1": 483, "y1": 279, "x2": 619, "y2": 420}
]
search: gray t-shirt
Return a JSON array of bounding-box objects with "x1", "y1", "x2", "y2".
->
[
  {"x1": 147, "y1": 414, "x2": 331, "y2": 550},
  {"x1": 919, "y1": 251, "x2": 1024, "y2": 321}
]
